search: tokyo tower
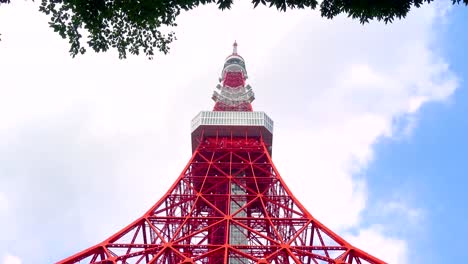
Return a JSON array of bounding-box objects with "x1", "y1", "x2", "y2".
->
[{"x1": 58, "y1": 42, "x2": 386, "y2": 264}]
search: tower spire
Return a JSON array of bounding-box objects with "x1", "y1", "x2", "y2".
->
[
  {"x1": 233, "y1": 40, "x2": 238, "y2": 54},
  {"x1": 212, "y1": 43, "x2": 254, "y2": 111}
]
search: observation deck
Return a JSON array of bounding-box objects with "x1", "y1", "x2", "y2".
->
[{"x1": 191, "y1": 111, "x2": 274, "y2": 155}]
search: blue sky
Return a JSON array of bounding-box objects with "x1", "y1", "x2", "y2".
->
[
  {"x1": 364, "y1": 6, "x2": 468, "y2": 263},
  {"x1": 0, "y1": 1, "x2": 467, "y2": 264}
]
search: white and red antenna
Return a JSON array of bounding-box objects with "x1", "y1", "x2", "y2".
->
[
  {"x1": 212, "y1": 42, "x2": 254, "y2": 111},
  {"x1": 233, "y1": 40, "x2": 238, "y2": 54}
]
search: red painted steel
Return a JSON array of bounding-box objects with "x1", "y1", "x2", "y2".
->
[
  {"x1": 213, "y1": 70, "x2": 252, "y2": 112},
  {"x1": 213, "y1": 101, "x2": 253, "y2": 112},
  {"x1": 223, "y1": 72, "x2": 245, "y2": 88},
  {"x1": 57, "y1": 136, "x2": 386, "y2": 264},
  {"x1": 58, "y1": 43, "x2": 386, "y2": 264}
]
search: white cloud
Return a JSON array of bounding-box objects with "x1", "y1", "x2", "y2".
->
[
  {"x1": 2, "y1": 255, "x2": 21, "y2": 264},
  {"x1": 0, "y1": 1, "x2": 458, "y2": 263},
  {"x1": 346, "y1": 225, "x2": 408, "y2": 264},
  {"x1": 382, "y1": 201, "x2": 425, "y2": 225}
]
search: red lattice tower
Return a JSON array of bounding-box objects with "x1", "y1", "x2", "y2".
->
[{"x1": 58, "y1": 42, "x2": 386, "y2": 264}]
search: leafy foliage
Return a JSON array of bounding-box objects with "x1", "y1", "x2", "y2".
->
[{"x1": 2, "y1": 0, "x2": 468, "y2": 58}]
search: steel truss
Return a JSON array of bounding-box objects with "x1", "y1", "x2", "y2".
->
[{"x1": 58, "y1": 136, "x2": 386, "y2": 264}]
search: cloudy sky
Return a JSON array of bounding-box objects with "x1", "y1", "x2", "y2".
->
[{"x1": 1, "y1": 1, "x2": 467, "y2": 264}]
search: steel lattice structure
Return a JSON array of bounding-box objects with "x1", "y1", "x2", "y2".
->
[{"x1": 58, "y1": 43, "x2": 386, "y2": 264}]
